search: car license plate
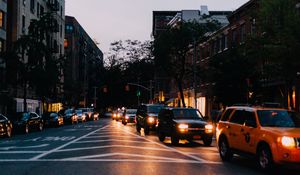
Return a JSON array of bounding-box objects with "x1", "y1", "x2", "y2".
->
[{"x1": 193, "y1": 135, "x2": 201, "y2": 139}]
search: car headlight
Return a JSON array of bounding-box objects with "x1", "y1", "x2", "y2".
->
[
  {"x1": 148, "y1": 117, "x2": 155, "y2": 123},
  {"x1": 205, "y1": 124, "x2": 213, "y2": 133},
  {"x1": 281, "y1": 136, "x2": 296, "y2": 148},
  {"x1": 178, "y1": 124, "x2": 188, "y2": 132}
]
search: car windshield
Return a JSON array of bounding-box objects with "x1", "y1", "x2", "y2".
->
[
  {"x1": 50, "y1": 113, "x2": 58, "y2": 118},
  {"x1": 147, "y1": 105, "x2": 163, "y2": 113},
  {"x1": 173, "y1": 109, "x2": 204, "y2": 120},
  {"x1": 257, "y1": 110, "x2": 300, "y2": 128},
  {"x1": 16, "y1": 113, "x2": 30, "y2": 121},
  {"x1": 65, "y1": 109, "x2": 73, "y2": 114},
  {"x1": 126, "y1": 109, "x2": 137, "y2": 114},
  {"x1": 76, "y1": 110, "x2": 82, "y2": 114}
]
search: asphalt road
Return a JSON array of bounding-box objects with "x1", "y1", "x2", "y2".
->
[{"x1": 0, "y1": 118, "x2": 298, "y2": 175}]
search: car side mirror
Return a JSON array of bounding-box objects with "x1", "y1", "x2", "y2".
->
[
  {"x1": 245, "y1": 120, "x2": 257, "y2": 128},
  {"x1": 203, "y1": 116, "x2": 209, "y2": 121}
]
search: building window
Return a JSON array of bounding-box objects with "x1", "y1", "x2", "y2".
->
[
  {"x1": 66, "y1": 25, "x2": 73, "y2": 33},
  {"x1": 232, "y1": 29, "x2": 237, "y2": 46},
  {"x1": 60, "y1": 25, "x2": 62, "y2": 38},
  {"x1": 37, "y1": 2, "x2": 40, "y2": 18},
  {"x1": 30, "y1": 0, "x2": 35, "y2": 14},
  {"x1": 64, "y1": 39, "x2": 68, "y2": 48},
  {"x1": 23, "y1": 0, "x2": 26, "y2": 6},
  {"x1": 0, "y1": 11, "x2": 5, "y2": 29},
  {"x1": 0, "y1": 39, "x2": 4, "y2": 53},
  {"x1": 240, "y1": 24, "x2": 246, "y2": 43},
  {"x1": 251, "y1": 18, "x2": 256, "y2": 36},
  {"x1": 60, "y1": 6, "x2": 63, "y2": 17},
  {"x1": 22, "y1": 15, "x2": 26, "y2": 33},
  {"x1": 40, "y1": 6, "x2": 44, "y2": 16},
  {"x1": 224, "y1": 35, "x2": 228, "y2": 50}
]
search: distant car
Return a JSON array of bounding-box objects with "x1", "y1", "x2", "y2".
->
[
  {"x1": 91, "y1": 111, "x2": 99, "y2": 120},
  {"x1": 10, "y1": 112, "x2": 43, "y2": 134},
  {"x1": 112, "y1": 110, "x2": 122, "y2": 121},
  {"x1": 157, "y1": 108, "x2": 213, "y2": 146},
  {"x1": 63, "y1": 109, "x2": 78, "y2": 124},
  {"x1": 78, "y1": 108, "x2": 93, "y2": 121},
  {"x1": 0, "y1": 114, "x2": 13, "y2": 137},
  {"x1": 136, "y1": 104, "x2": 164, "y2": 135},
  {"x1": 75, "y1": 110, "x2": 86, "y2": 122},
  {"x1": 122, "y1": 109, "x2": 137, "y2": 125},
  {"x1": 42, "y1": 112, "x2": 64, "y2": 127}
]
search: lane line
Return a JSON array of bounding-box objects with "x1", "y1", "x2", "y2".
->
[
  {"x1": 0, "y1": 159, "x2": 221, "y2": 164},
  {"x1": 30, "y1": 125, "x2": 110, "y2": 160},
  {"x1": 57, "y1": 145, "x2": 171, "y2": 152},
  {"x1": 0, "y1": 151, "x2": 46, "y2": 154},
  {"x1": 74, "y1": 139, "x2": 156, "y2": 144},
  {"x1": 85, "y1": 135, "x2": 139, "y2": 139},
  {"x1": 62, "y1": 152, "x2": 200, "y2": 162}
]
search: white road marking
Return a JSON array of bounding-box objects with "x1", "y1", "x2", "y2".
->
[
  {"x1": 85, "y1": 135, "x2": 138, "y2": 139},
  {"x1": 64, "y1": 128, "x2": 92, "y2": 131},
  {"x1": 0, "y1": 159, "x2": 220, "y2": 164},
  {"x1": 30, "y1": 125, "x2": 109, "y2": 160},
  {"x1": 74, "y1": 139, "x2": 156, "y2": 144},
  {"x1": 0, "y1": 151, "x2": 46, "y2": 154},
  {"x1": 121, "y1": 128, "x2": 218, "y2": 164},
  {"x1": 56, "y1": 145, "x2": 171, "y2": 152},
  {"x1": 0, "y1": 144, "x2": 49, "y2": 151},
  {"x1": 62, "y1": 152, "x2": 201, "y2": 162}
]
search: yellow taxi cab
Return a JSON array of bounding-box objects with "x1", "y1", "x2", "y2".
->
[{"x1": 216, "y1": 106, "x2": 300, "y2": 171}]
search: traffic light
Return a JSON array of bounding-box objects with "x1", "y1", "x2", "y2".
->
[
  {"x1": 125, "y1": 84, "x2": 130, "y2": 91},
  {"x1": 103, "y1": 87, "x2": 108, "y2": 93},
  {"x1": 136, "y1": 90, "x2": 141, "y2": 97}
]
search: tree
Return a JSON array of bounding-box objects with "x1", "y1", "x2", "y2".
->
[
  {"x1": 6, "y1": 12, "x2": 62, "y2": 111},
  {"x1": 254, "y1": 0, "x2": 300, "y2": 106},
  {"x1": 101, "y1": 40, "x2": 154, "y2": 107},
  {"x1": 153, "y1": 21, "x2": 220, "y2": 107}
]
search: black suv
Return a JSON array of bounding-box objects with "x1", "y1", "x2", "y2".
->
[
  {"x1": 136, "y1": 104, "x2": 164, "y2": 135},
  {"x1": 157, "y1": 108, "x2": 213, "y2": 146}
]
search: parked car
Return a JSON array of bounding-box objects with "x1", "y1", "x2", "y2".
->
[
  {"x1": 157, "y1": 107, "x2": 213, "y2": 146},
  {"x1": 78, "y1": 108, "x2": 93, "y2": 121},
  {"x1": 10, "y1": 112, "x2": 43, "y2": 134},
  {"x1": 75, "y1": 110, "x2": 86, "y2": 122},
  {"x1": 42, "y1": 112, "x2": 64, "y2": 127},
  {"x1": 216, "y1": 106, "x2": 300, "y2": 171},
  {"x1": 91, "y1": 111, "x2": 99, "y2": 120},
  {"x1": 122, "y1": 109, "x2": 137, "y2": 125},
  {"x1": 0, "y1": 114, "x2": 13, "y2": 137},
  {"x1": 63, "y1": 109, "x2": 78, "y2": 124},
  {"x1": 135, "y1": 104, "x2": 164, "y2": 135}
]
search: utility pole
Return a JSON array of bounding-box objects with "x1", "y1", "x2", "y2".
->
[
  {"x1": 93, "y1": 87, "x2": 97, "y2": 109},
  {"x1": 193, "y1": 38, "x2": 197, "y2": 109}
]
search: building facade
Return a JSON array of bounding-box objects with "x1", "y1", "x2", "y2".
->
[
  {"x1": 6, "y1": 0, "x2": 65, "y2": 113},
  {"x1": 64, "y1": 16, "x2": 103, "y2": 108},
  {"x1": 0, "y1": 0, "x2": 7, "y2": 114}
]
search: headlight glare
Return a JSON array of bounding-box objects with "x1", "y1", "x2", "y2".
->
[{"x1": 281, "y1": 136, "x2": 296, "y2": 148}]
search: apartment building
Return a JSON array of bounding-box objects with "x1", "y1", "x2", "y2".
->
[
  {"x1": 6, "y1": 0, "x2": 65, "y2": 112},
  {"x1": 0, "y1": 0, "x2": 7, "y2": 114},
  {"x1": 64, "y1": 16, "x2": 103, "y2": 108}
]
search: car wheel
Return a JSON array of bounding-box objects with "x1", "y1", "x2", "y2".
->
[
  {"x1": 39, "y1": 123, "x2": 43, "y2": 131},
  {"x1": 171, "y1": 135, "x2": 179, "y2": 145},
  {"x1": 6, "y1": 125, "x2": 12, "y2": 138},
  {"x1": 257, "y1": 145, "x2": 274, "y2": 171},
  {"x1": 25, "y1": 124, "x2": 29, "y2": 134},
  {"x1": 144, "y1": 126, "x2": 150, "y2": 135},
  {"x1": 203, "y1": 137, "x2": 212, "y2": 146},
  {"x1": 158, "y1": 130, "x2": 165, "y2": 142},
  {"x1": 136, "y1": 123, "x2": 141, "y2": 133},
  {"x1": 218, "y1": 137, "x2": 233, "y2": 161}
]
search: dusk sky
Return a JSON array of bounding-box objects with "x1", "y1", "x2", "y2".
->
[{"x1": 66, "y1": 0, "x2": 249, "y2": 56}]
